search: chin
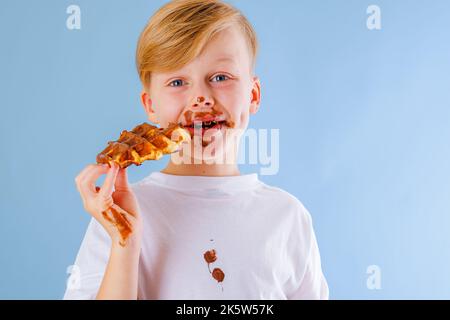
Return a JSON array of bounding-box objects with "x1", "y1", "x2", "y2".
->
[{"x1": 172, "y1": 137, "x2": 234, "y2": 165}]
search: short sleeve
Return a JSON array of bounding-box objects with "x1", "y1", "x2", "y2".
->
[
  {"x1": 288, "y1": 205, "x2": 329, "y2": 300},
  {"x1": 63, "y1": 218, "x2": 111, "y2": 300}
]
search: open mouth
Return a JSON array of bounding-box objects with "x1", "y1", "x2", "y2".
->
[{"x1": 183, "y1": 120, "x2": 229, "y2": 137}]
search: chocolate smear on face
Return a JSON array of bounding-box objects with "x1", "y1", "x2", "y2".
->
[
  {"x1": 226, "y1": 120, "x2": 235, "y2": 128},
  {"x1": 183, "y1": 110, "x2": 193, "y2": 126}
]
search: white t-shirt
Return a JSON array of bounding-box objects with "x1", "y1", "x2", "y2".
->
[{"x1": 63, "y1": 172, "x2": 329, "y2": 300}]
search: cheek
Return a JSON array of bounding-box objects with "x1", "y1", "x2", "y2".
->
[
  {"x1": 222, "y1": 87, "x2": 251, "y2": 128},
  {"x1": 238, "y1": 110, "x2": 250, "y2": 130},
  {"x1": 217, "y1": 85, "x2": 248, "y2": 113},
  {"x1": 154, "y1": 92, "x2": 186, "y2": 126}
]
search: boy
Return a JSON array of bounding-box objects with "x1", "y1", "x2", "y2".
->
[{"x1": 65, "y1": 0, "x2": 329, "y2": 299}]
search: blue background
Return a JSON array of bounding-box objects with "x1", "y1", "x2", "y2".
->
[{"x1": 1, "y1": 0, "x2": 449, "y2": 299}]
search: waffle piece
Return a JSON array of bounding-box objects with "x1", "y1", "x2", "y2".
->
[{"x1": 96, "y1": 122, "x2": 191, "y2": 169}]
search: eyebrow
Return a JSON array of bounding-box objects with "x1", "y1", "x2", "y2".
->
[
  {"x1": 162, "y1": 57, "x2": 238, "y2": 82},
  {"x1": 214, "y1": 56, "x2": 236, "y2": 63}
]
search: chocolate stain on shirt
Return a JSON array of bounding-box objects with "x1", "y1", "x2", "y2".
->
[
  {"x1": 212, "y1": 268, "x2": 225, "y2": 283},
  {"x1": 203, "y1": 249, "x2": 217, "y2": 273},
  {"x1": 203, "y1": 248, "x2": 226, "y2": 291}
]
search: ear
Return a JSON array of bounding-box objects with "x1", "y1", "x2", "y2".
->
[
  {"x1": 249, "y1": 76, "x2": 261, "y2": 114},
  {"x1": 140, "y1": 90, "x2": 159, "y2": 124}
]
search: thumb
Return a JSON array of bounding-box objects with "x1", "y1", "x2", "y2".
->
[{"x1": 115, "y1": 167, "x2": 131, "y2": 192}]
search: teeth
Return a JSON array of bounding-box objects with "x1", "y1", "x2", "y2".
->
[{"x1": 187, "y1": 119, "x2": 225, "y2": 129}]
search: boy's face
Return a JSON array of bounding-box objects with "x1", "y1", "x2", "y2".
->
[{"x1": 141, "y1": 26, "x2": 261, "y2": 157}]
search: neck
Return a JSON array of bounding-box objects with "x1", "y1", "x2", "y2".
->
[
  {"x1": 161, "y1": 159, "x2": 240, "y2": 177},
  {"x1": 161, "y1": 135, "x2": 242, "y2": 177}
]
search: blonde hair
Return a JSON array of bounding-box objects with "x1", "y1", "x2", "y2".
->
[{"x1": 136, "y1": 0, "x2": 258, "y2": 88}]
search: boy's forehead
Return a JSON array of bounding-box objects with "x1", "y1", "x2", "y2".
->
[
  {"x1": 153, "y1": 26, "x2": 250, "y2": 79},
  {"x1": 201, "y1": 26, "x2": 248, "y2": 63}
]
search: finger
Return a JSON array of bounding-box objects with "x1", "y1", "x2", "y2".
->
[
  {"x1": 99, "y1": 162, "x2": 120, "y2": 197},
  {"x1": 76, "y1": 163, "x2": 108, "y2": 184},
  {"x1": 75, "y1": 164, "x2": 97, "y2": 188},
  {"x1": 115, "y1": 167, "x2": 130, "y2": 192},
  {"x1": 76, "y1": 164, "x2": 110, "y2": 196}
]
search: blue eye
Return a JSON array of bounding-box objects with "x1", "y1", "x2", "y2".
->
[
  {"x1": 169, "y1": 79, "x2": 184, "y2": 87},
  {"x1": 211, "y1": 74, "x2": 229, "y2": 82},
  {"x1": 169, "y1": 75, "x2": 229, "y2": 87}
]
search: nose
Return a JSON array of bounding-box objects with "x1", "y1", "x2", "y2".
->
[{"x1": 191, "y1": 96, "x2": 213, "y2": 109}]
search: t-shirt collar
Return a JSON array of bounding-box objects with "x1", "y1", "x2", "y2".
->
[{"x1": 146, "y1": 171, "x2": 261, "y2": 193}]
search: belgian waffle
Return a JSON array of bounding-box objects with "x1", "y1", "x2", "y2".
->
[{"x1": 96, "y1": 122, "x2": 191, "y2": 169}]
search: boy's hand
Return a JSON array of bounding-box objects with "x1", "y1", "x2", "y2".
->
[{"x1": 75, "y1": 162, "x2": 142, "y2": 248}]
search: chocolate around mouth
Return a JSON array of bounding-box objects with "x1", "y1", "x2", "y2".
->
[
  {"x1": 184, "y1": 120, "x2": 228, "y2": 130},
  {"x1": 181, "y1": 110, "x2": 235, "y2": 130}
]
